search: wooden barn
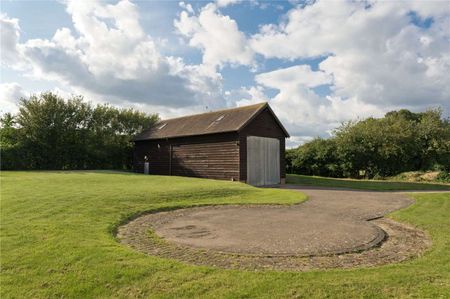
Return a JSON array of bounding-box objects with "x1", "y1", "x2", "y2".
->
[{"x1": 133, "y1": 102, "x2": 289, "y2": 186}]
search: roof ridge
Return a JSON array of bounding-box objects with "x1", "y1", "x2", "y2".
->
[
  {"x1": 157, "y1": 102, "x2": 267, "y2": 123},
  {"x1": 132, "y1": 101, "x2": 289, "y2": 141}
]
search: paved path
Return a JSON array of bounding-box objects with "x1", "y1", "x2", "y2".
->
[
  {"x1": 149, "y1": 186, "x2": 413, "y2": 256},
  {"x1": 117, "y1": 186, "x2": 434, "y2": 270}
]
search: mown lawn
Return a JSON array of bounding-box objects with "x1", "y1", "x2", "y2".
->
[
  {"x1": 287, "y1": 174, "x2": 450, "y2": 191},
  {"x1": 1, "y1": 171, "x2": 449, "y2": 298}
]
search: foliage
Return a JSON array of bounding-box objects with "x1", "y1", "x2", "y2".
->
[
  {"x1": 288, "y1": 108, "x2": 450, "y2": 178},
  {"x1": 1, "y1": 171, "x2": 449, "y2": 298},
  {"x1": 389, "y1": 170, "x2": 450, "y2": 184},
  {"x1": 0, "y1": 92, "x2": 159, "y2": 170},
  {"x1": 287, "y1": 138, "x2": 342, "y2": 177},
  {"x1": 436, "y1": 171, "x2": 450, "y2": 183}
]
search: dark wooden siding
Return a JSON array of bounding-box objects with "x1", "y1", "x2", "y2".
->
[
  {"x1": 171, "y1": 141, "x2": 239, "y2": 180},
  {"x1": 134, "y1": 133, "x2": 240, "y2": 180},
  {"x1": 134, "y1": 107, "x2": 287, "y2": 184},
  {"x1": 134, "y1": 139, "x2": 171, "y2": 175},
  {"x1": 238, "y1": 107, "x2": 286, "y2": 182}
]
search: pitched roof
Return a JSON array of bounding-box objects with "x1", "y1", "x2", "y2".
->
[{"x1": 133, "y1": 102, "x2": 289, "y2": 141}]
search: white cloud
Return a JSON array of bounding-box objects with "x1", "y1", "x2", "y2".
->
[
  {"x1": 0, "y1": 14, "x2": 22, "y2": 67},
  {"x1": 286, "y1": 135, "x2": 314, "y2": 149},
  {"x1": 256, "y1": 65, "x2": 332, "y2": 89},
  {"x1": 178, "y1": 2, "x2": 194, "y2": 14},
  {"x1": 250, "y1": 1, "x2": 450, "y2": 111},
  {"x1": 248, "y1": 64, "x2": 385, "y2": 144},
  {"x1": 216, "y1": 0, "x2": 242, "y2": 8},
  {"x1": 270, "y1": 92, "x2": 384, "y2": 145},
  {"x1": 408, "y1": 1, "x2": 450, "y2": 19},
  {"x1": 63, "y1": 0, "x2": 158, "y2": 80},
  {"x1": 2, "y1": 1, "x2": 449, "y2": 147},
  {"x1": 2, "y1": 1, "x2": 225, "y2": 112},
  {"x1": 217, "y1": 1, "x2": 448, "y2": 146},
  {"x1": 0, "y1": 82, "x2": 28, "y2": 114},
  {"x1": 251, "y1": 1, "x2": 407, "y2": 58},
  {"x1": 174, "y1": 3, "x2": 254, "y2": 70},
  {"x1": 226, "y1": 85, "x2": 269, "y2": 107}
]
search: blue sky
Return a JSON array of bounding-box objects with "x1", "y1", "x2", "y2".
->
[
  {"x1": 1, "y1": 0, "x2": 449, "y2": 146},
  {"x1": 1, "y1": 1, "x2": 302, "y2": 93}
]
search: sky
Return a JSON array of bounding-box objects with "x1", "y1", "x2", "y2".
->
[{"x1": 1, "y1": 0, "x2": 449, "y2": 147}]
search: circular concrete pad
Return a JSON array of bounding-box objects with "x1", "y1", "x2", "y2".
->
[
  {"x1": 152, "y1": 205, "x2": 384, "y2": 256},
  {"x1": 117, "y1": 187, "x2": 432, "y2": 270}
]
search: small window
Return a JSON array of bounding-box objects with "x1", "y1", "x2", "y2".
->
[
  {"x1": 158, "y1": 123, "x2": 167, "y2": 130},
  {"x1": 207, "y1": 114, "x2": 225, "y2": 128}
]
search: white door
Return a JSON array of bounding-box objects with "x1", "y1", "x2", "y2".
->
[{"x1": 247, "y1": 136, "x2": 280, "y2": 186}]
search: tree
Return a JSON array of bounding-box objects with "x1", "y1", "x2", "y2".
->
[
  {"x1": 288, "y1": 108, "x2": 450, "y2": 178},
  {"x1": 335, "y1": 115, "x2": 417, "y2": 177},
  {"x1": 1, "y1": 92, "x2": 159, "y2": 170},
  {"x1": 414, "y1": 109, "x2": 450, "y2": 171},
  {"x1": 1, "y1": 113, "x2": 24, "y2": 170},
  {"x1": 290, "y1": 138, "x2": 342, "y2": 177}
]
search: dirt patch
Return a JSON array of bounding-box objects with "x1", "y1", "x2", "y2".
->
[{"x1": 116, "y1": 187, "x2": 432, "y2": 271}]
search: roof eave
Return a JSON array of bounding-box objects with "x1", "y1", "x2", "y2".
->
[{"x1": 133, "y1": 129, "x2": 239, "y2": 142}]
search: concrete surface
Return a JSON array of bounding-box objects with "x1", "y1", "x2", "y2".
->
[{"x1": 149, "y1": 186, "x2": 414, "y2": 256}]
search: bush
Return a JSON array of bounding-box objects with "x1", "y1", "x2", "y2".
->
[
  {"x1": 288, "y1": 138, "x2": 344, "y2": 177},
  {"x1": 288, "y1": 108, "x2": 450, "y2": 179},
  {"x1": 436, "y1": 171, "x2": 450, "y2": 183}
]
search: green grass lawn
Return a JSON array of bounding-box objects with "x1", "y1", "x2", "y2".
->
[
  {"x1": 287, "y1": 174, "x2": 450, "y2": 191},
  {"x1": 1, "y1": 171, "x2": 449, "y2": 298}
]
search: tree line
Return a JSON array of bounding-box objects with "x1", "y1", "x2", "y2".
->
[
  {"x1": 2, "y1": 93, "x2": 449, "y2": 177},
  {"x1": 1, "y1": 93, "x2": 159, "y2": 170},
  {"x1": 286, "y1": 109, "x2": 450, "y2": 179}
]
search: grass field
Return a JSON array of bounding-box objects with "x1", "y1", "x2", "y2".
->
[
  {"x1": 1, "y1": 171, "x2": 449, "y2": 298},
  {"x1": 287, "y1": 174, "x2": 450, "y2": 191}
]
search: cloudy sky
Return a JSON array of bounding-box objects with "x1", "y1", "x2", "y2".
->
[{"x1": 1, "y1": 0, "x2": 449, "y2": 146}]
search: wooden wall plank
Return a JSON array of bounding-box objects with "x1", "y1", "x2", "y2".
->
[{"x1": 133, "y1": 132, "x2": 240, "y2": 181}]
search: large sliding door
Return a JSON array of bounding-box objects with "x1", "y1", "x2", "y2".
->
[{"x1": 246, "y1": 136, "x2": 280, "y2": 186}]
